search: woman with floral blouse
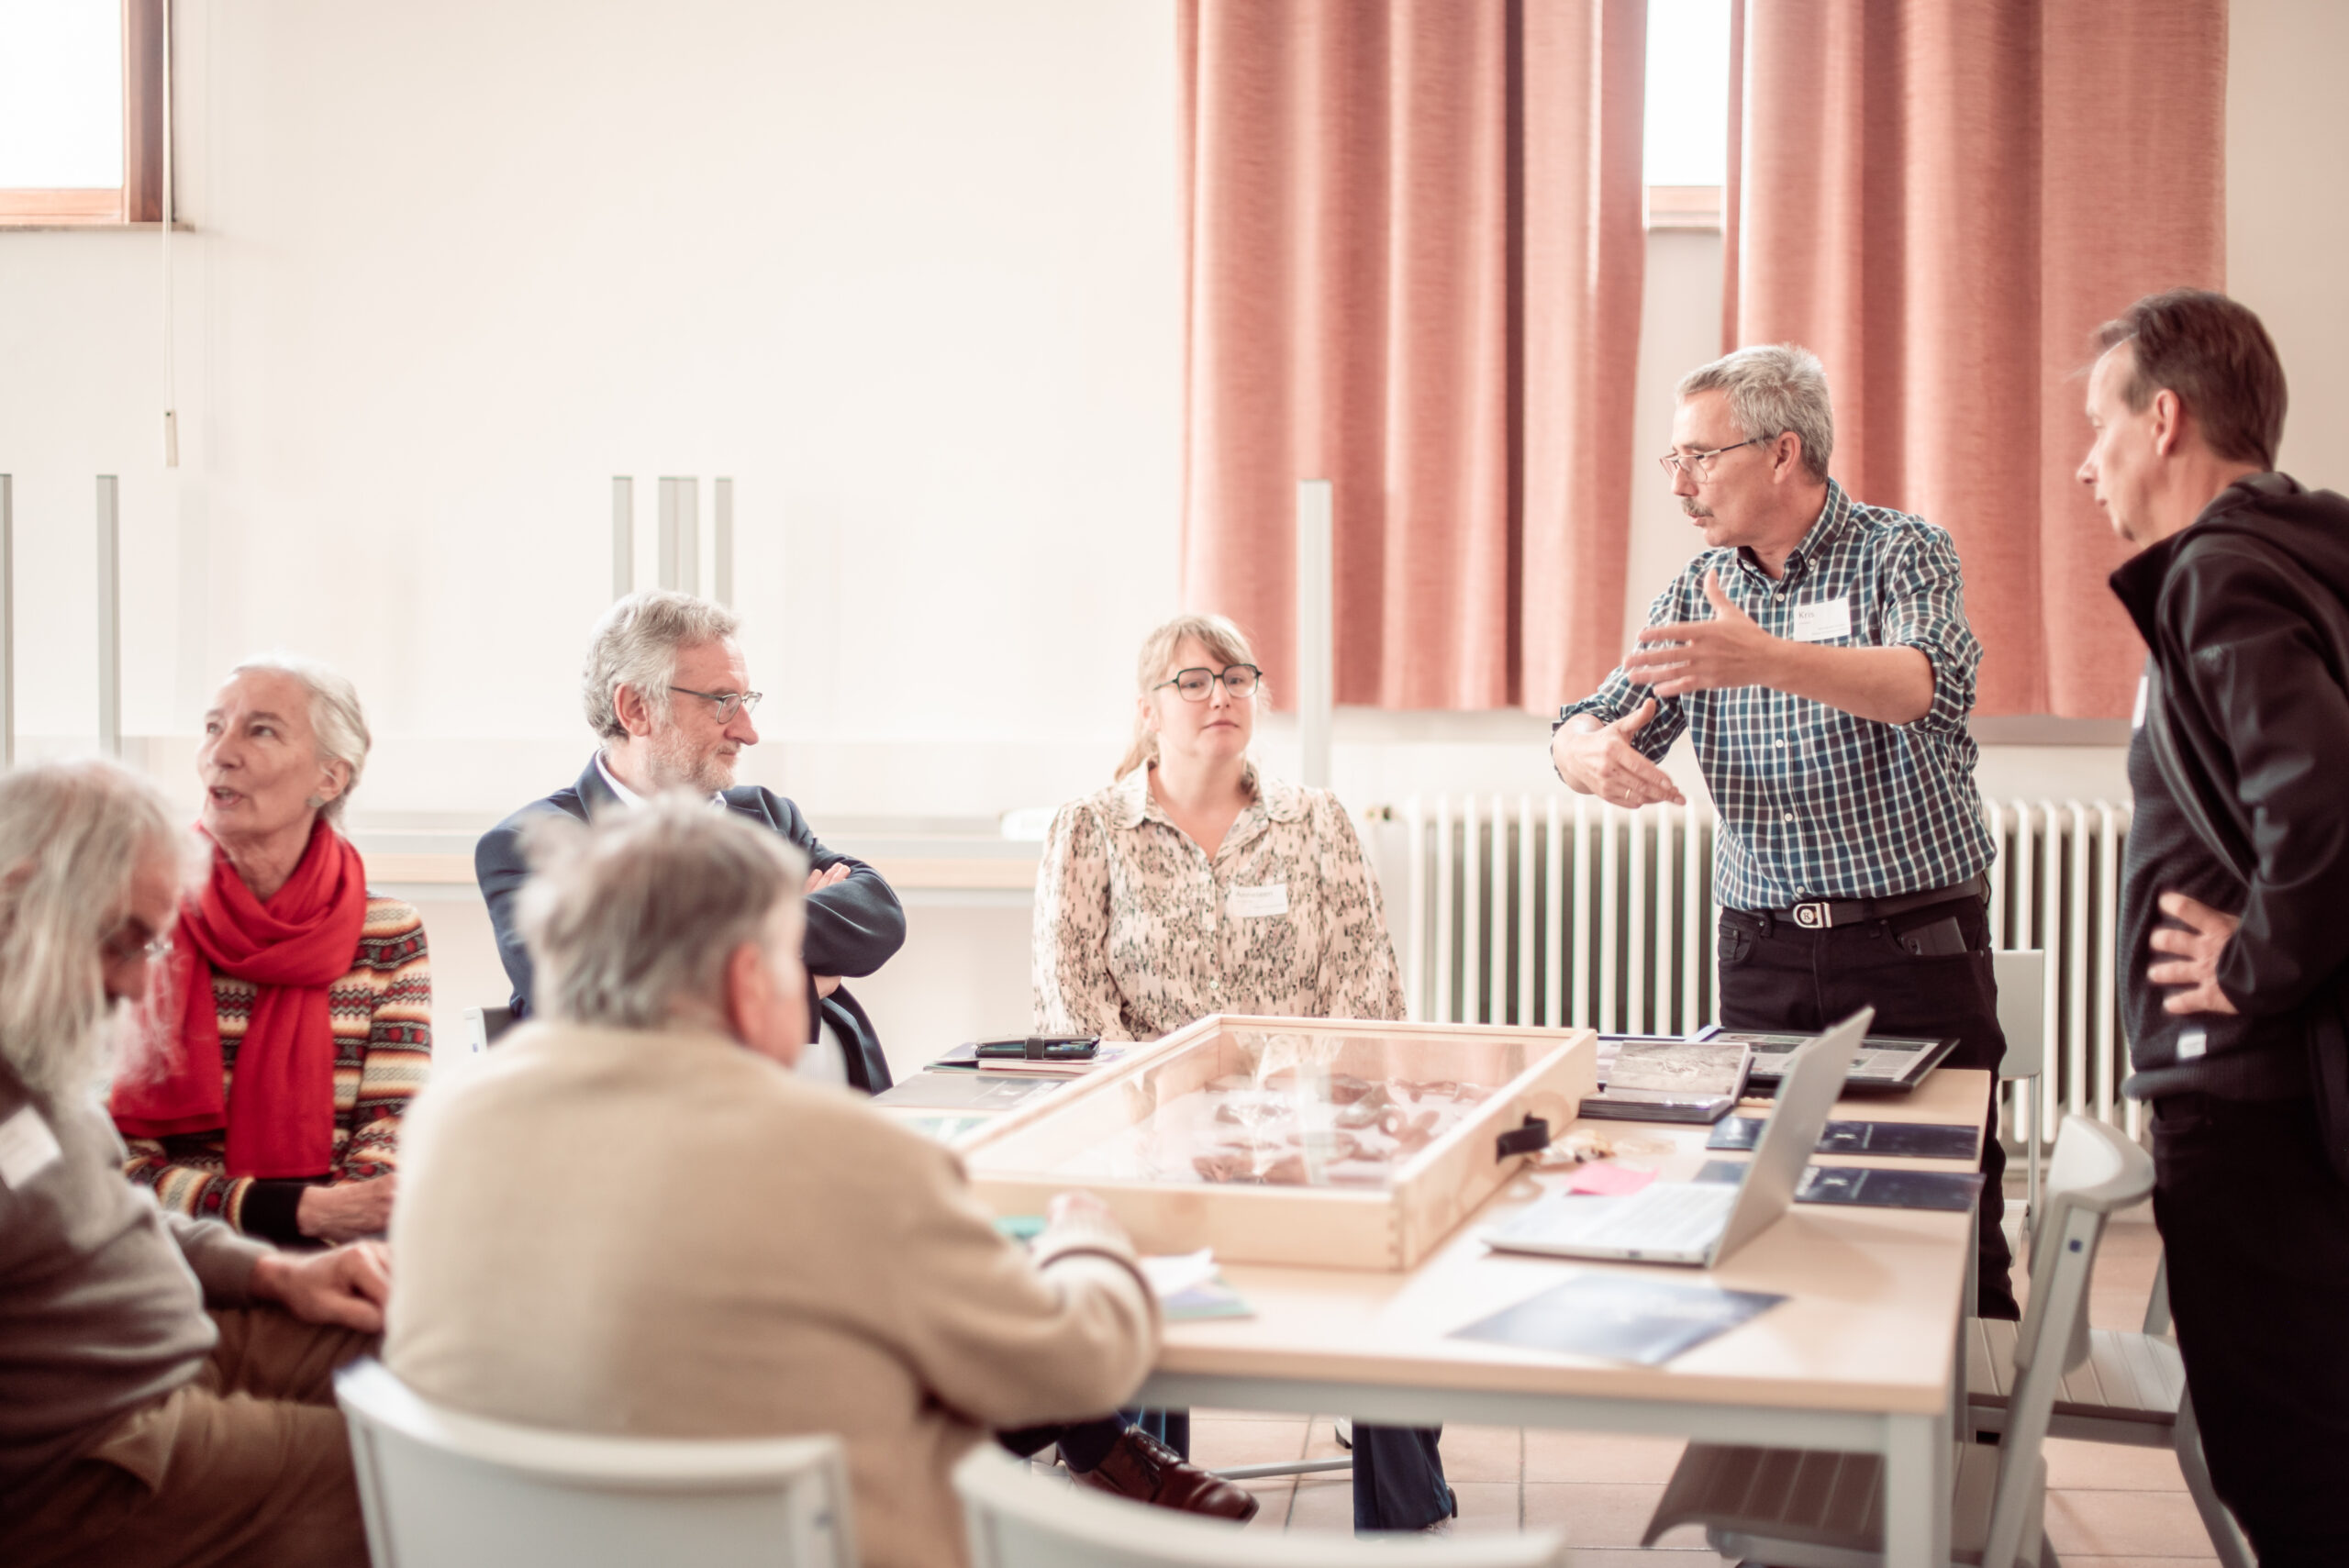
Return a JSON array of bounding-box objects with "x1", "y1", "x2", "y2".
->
[{"x1": 1033, "y1": 612, "x2": 1453, "y2": 1535}]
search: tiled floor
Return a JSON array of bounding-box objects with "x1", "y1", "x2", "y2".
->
[{"x1": 1175, "y1": 1207, "x2": 2225, "y2": 1564}]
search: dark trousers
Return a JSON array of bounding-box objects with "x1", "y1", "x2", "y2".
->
[
  {"x1": 1000, "y1": 1414, "x2": 1453, "y2": 1532},
  {"x1": 1718, "y1": 895, "x2": 2020, "y2": 1318},
  {"x1": 2152, "y1": 1093, "x2": 2349, "y2": 1567}
]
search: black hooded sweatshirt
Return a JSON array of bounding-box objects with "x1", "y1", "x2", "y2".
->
[{"x1": 2109, "y1": 472, "x2": 2349, "y2": 1100}]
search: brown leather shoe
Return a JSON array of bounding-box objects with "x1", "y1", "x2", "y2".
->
[{"x1": 1072, "y1": 1427, "x2": 1261, "y2": 1522}]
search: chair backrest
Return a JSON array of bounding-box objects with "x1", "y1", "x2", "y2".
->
[
  {"x1": 462, "y1": 1005, "x2": 517, "y2": 1054},
  {"x1": 953, "y1": 1447, "x2": 1567, "y2": 1568},
  {"x1": 1991, "y1": 950, "x2": 2047, "y2": 1082},
  {"x1": 1981, "y1": 1116, "x2": 2154, "y2": 1568},
  {"x1": 334, "y1": 1359, "x2": 856, "y2": 1568}
]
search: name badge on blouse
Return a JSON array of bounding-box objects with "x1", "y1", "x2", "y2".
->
[
  {"x1": 1789, "y1": 596, "x2": 1853, "y2": 642},
  {"x1": 0, "y1": 1104, "x2": 63, "y2": 1189},
  {"x1": 1227, "y1": 883, "x2": 1290, "y2": 918}
]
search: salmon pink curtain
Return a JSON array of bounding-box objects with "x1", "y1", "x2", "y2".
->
[
  {"x1": 1179, "y1": 0, "x2": 1647, "y2": 711},
  {"x1": 1727, "y1": 0, "x2": 2227, "y2": 717}
]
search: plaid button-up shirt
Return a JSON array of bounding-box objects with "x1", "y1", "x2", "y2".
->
[{"x1": 1556, "y1": 480, "x2": 1995, "y2": 911}]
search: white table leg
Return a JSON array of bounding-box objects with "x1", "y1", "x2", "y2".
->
[{"x1": 1883, "y1": 1411, "x2": 1949, "y2": 1568}]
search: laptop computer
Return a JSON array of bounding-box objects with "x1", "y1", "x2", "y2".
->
[{"x1": 1483, "y1": 1007, "x2": 1872, "y2": 1267}]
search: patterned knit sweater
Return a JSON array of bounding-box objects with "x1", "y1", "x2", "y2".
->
[{"x1": 121, "y1": 893, "x2": 432, "y2": 1243}]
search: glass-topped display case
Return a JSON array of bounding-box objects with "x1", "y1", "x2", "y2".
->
[{"x1": 959, "y1": 1015, "x2": 1599, "y2": 1271}]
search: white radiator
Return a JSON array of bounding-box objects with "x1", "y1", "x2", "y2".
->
[{"x1": 1375, "y1": 796, "x2": 2136, "y2": 1136}]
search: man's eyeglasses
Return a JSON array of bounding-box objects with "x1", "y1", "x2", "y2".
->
[
  {"x1": 1153, "y1": 665, "x2": 1263, "y2": 702},
  {"x1": 669, "y1": 687, "x2": 763, "y2": 722},
  {"x1": 102, "y1": 924, "x2": 171, "y2": 966},
  {"x1": 1657, "y1": 438, "x2": 1762, "y2": 480}
]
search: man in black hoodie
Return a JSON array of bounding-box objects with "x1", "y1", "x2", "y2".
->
[{"x1": 2082, "y1": 288, "x2": 2349, "y2": 1568}]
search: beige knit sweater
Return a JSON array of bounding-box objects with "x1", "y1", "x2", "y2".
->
[{"x1": 384, "y1": 1021, "x2": 1158, "y2": 1568}]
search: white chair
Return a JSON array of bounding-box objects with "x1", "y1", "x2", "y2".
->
[
  {"x1": 954, "y1": 1446, "x2": 1566, "y2": 1567},
  {"x1": 1967, "y1": 1251, "x2": 2255, "y2": 1568},
  {"x1": 1992, "y1": 949, "x2": 2048, "y2": 1240},
  {"x1": 334, "y1": 1359, "x2": 856, "y2": 1568},
  {"x1": 1638, "y1": 1115, "x2": 2154, "y2": 1568}
]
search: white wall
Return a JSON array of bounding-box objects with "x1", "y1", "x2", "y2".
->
[{"x1": 1, "y1": 0, "x2": 1182, "y2": 823}]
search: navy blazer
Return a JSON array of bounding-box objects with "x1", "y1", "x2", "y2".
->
[{"x1": 474, "y1": 757, "x2": 904, "y2": 1092}]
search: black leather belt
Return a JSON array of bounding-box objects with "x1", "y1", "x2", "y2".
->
[{"x1": 1742, "y1": 874, "x2": 1987, "y2": 931}]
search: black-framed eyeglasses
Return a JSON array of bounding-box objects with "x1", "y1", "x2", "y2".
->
[
  {"x1": 669, "y1": 686, "x2": 763, "y2": 722},
  {"x1": 1657, "y1": 437, "x2": 1762, "y2": 479},
  {"x1": 1153, "y1": 664, "x2": 1262, "y2": 702}
]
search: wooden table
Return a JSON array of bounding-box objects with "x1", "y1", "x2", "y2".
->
[{"x1": 1136, "y1": 1069, "x2": 1994, "y2": 1568}]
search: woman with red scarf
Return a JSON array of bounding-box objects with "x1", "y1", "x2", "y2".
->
[{"x1": 112, "y1": 657, "x2": 431, "y2": 1246}]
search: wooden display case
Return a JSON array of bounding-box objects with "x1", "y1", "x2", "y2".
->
[{"x1": 959, "y1": 1015, "x2": 1599, "y2": 1271}]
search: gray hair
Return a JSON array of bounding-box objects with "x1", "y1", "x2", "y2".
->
[
  {"x1": 581, "y1": 592, "x2": 741, "y2": 742},
  {"x1": 227, "y1": 653, "x2": 372, "y2": 825},
  {"x1": 0, "y1": 761, "x2": 189, "y2": 1102},
  {"x1": 517, "y1": 794, "x2": 807, "y2": 1029},
  {"x1": 1677, "y1": 344, "x2": 1836, "y2": 484}
]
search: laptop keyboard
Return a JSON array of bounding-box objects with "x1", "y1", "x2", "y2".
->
[{"x1": 1573, "y1": 1182, "x2": 1737, "y2": 1250}]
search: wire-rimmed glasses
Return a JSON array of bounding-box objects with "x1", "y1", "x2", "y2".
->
[
  {"x1": 1153, "y1": 665, "x2": 1263, "y2": 702},
  {"x1": 669, "y1": 686, "x2": 764, "y2": 722},
  {"x1": 1657, "y1": 437, "x2": 1762, "y2": 480}
]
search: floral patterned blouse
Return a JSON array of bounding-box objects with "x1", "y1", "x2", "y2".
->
[{"x1": 1032, "y1": 763, "x2": 1406, "y2": 1040}]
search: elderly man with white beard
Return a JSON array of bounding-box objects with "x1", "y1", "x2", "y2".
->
[{"x1": 0, "y1": 760, "x2": 390, "y2": 1568}]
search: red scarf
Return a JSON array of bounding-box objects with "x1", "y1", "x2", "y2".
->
[{"x1": 112, "y1": 818, "x2": 370, "y2": 1178}]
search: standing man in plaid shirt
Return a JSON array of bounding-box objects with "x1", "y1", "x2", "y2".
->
[{"x1": 1550, "y1": 344, "x2": 2015, "y2": 1318}]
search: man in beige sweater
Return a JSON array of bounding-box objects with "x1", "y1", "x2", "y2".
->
[{"x1": 389, "y1": 795, "x2": 1180, "y2": 1567}]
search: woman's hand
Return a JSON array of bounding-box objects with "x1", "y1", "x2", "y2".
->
[
  {"x1": 296, "y1": 1174, "x2": 397, "y2": 1243},
  {"x1": 251, "y1": 1240, "x2": 391, "y2": 1332}
]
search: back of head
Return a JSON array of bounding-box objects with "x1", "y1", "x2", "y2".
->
[
  {"x1": 0, "y1": 761, "x2": 184, "y2": 1101},
  {"x1": 1115, "y1": 612, "x2": 1262, "y2": 779},
  {"x1": 2096, "y1": 288, "x2": 2288, "y2": 471},
  {"x1": 1677, "y1": 343, "x2": 1836, "y2": 484},
  {"x1": 581, "y1": 591, "x2": 742, "y2": 741},
  {"x1": 517, "y1": 794, "x2": 807, "y2": 1029}
]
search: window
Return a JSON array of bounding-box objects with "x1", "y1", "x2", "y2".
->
[
  {"x1": 0, "y1": 0, "x2": 167, "y2": 226},
  {"x1": 1643, "y1": 0, "x2": 1731, "y2": 229}
]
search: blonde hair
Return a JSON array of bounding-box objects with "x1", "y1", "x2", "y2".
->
[{"x1": 1114, "y1": 613, "x2": 1264, "y2": 780}]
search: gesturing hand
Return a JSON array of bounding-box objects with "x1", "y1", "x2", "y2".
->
[
  {"x1": 1551, "y1": 698, "x2": 1686, "y2": 809},
  {"x1": 2148, "y1": 891, "x2": 2242, "y2": 1016},
  {"x1": 1622, "y1": 571, "x2": 1780, "y2": 697}
]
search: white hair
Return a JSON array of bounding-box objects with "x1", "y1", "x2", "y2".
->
[
  {"x1": 1677, "y1": 343, "x2": 1837, "y2": 484},
  {"x1": 227, "y1": 652, "x2": 373, "y2": 825},
  {"x1": 0, "y1": 761, "x2": 190, "y2": 1103},
  {"x1": 517, "y1": 794, "x2": 806, "y2": 1029},
  {"x1": 580, "y1": 592, "x2": 741, "y2": 742}
]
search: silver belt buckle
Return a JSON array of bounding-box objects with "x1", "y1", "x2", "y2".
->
[{"x1": 1792, "y1": 900, "x2": 1831, "y2": 929}]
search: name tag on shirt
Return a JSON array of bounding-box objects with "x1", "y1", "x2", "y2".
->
[
  {"x1": 0, "y1": 1104, "x2": 62, "y2": 1189},
  {"x1": 1227, "y1": 883, "x2": 1290, "y2": 918},
  {"x1": 1789, "y1": 596, "x2": 1854, "y2": 643}
]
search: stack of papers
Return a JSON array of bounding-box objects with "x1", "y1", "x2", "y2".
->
[
  {"x1": 1451, "y1": 1273, "x2": 1784, "y2": 1365},
  {"x1": 1140, "y1": 1249, "x2": 1254, "y2": 1322}
]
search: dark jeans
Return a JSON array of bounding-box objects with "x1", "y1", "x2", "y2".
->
[
  {"x1": 1350, "y1": 1424, "x2": 1453, "y2": 1531},
  {"x1": 2152, "y1": 1093, "x2": 2349, "y2": 1567},
  {"x1": 1718, "y1": 895, "x2": 2020, "y2": 1318}
]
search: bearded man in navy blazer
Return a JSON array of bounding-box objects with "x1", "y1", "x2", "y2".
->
[{"x1": 476, "y1": 591, "x2": 903, "y2": 1091}]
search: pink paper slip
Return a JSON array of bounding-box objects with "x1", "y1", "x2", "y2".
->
[{"x1": 1565, "y1": 1162, "x2": 1658, "y2": 1197}]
